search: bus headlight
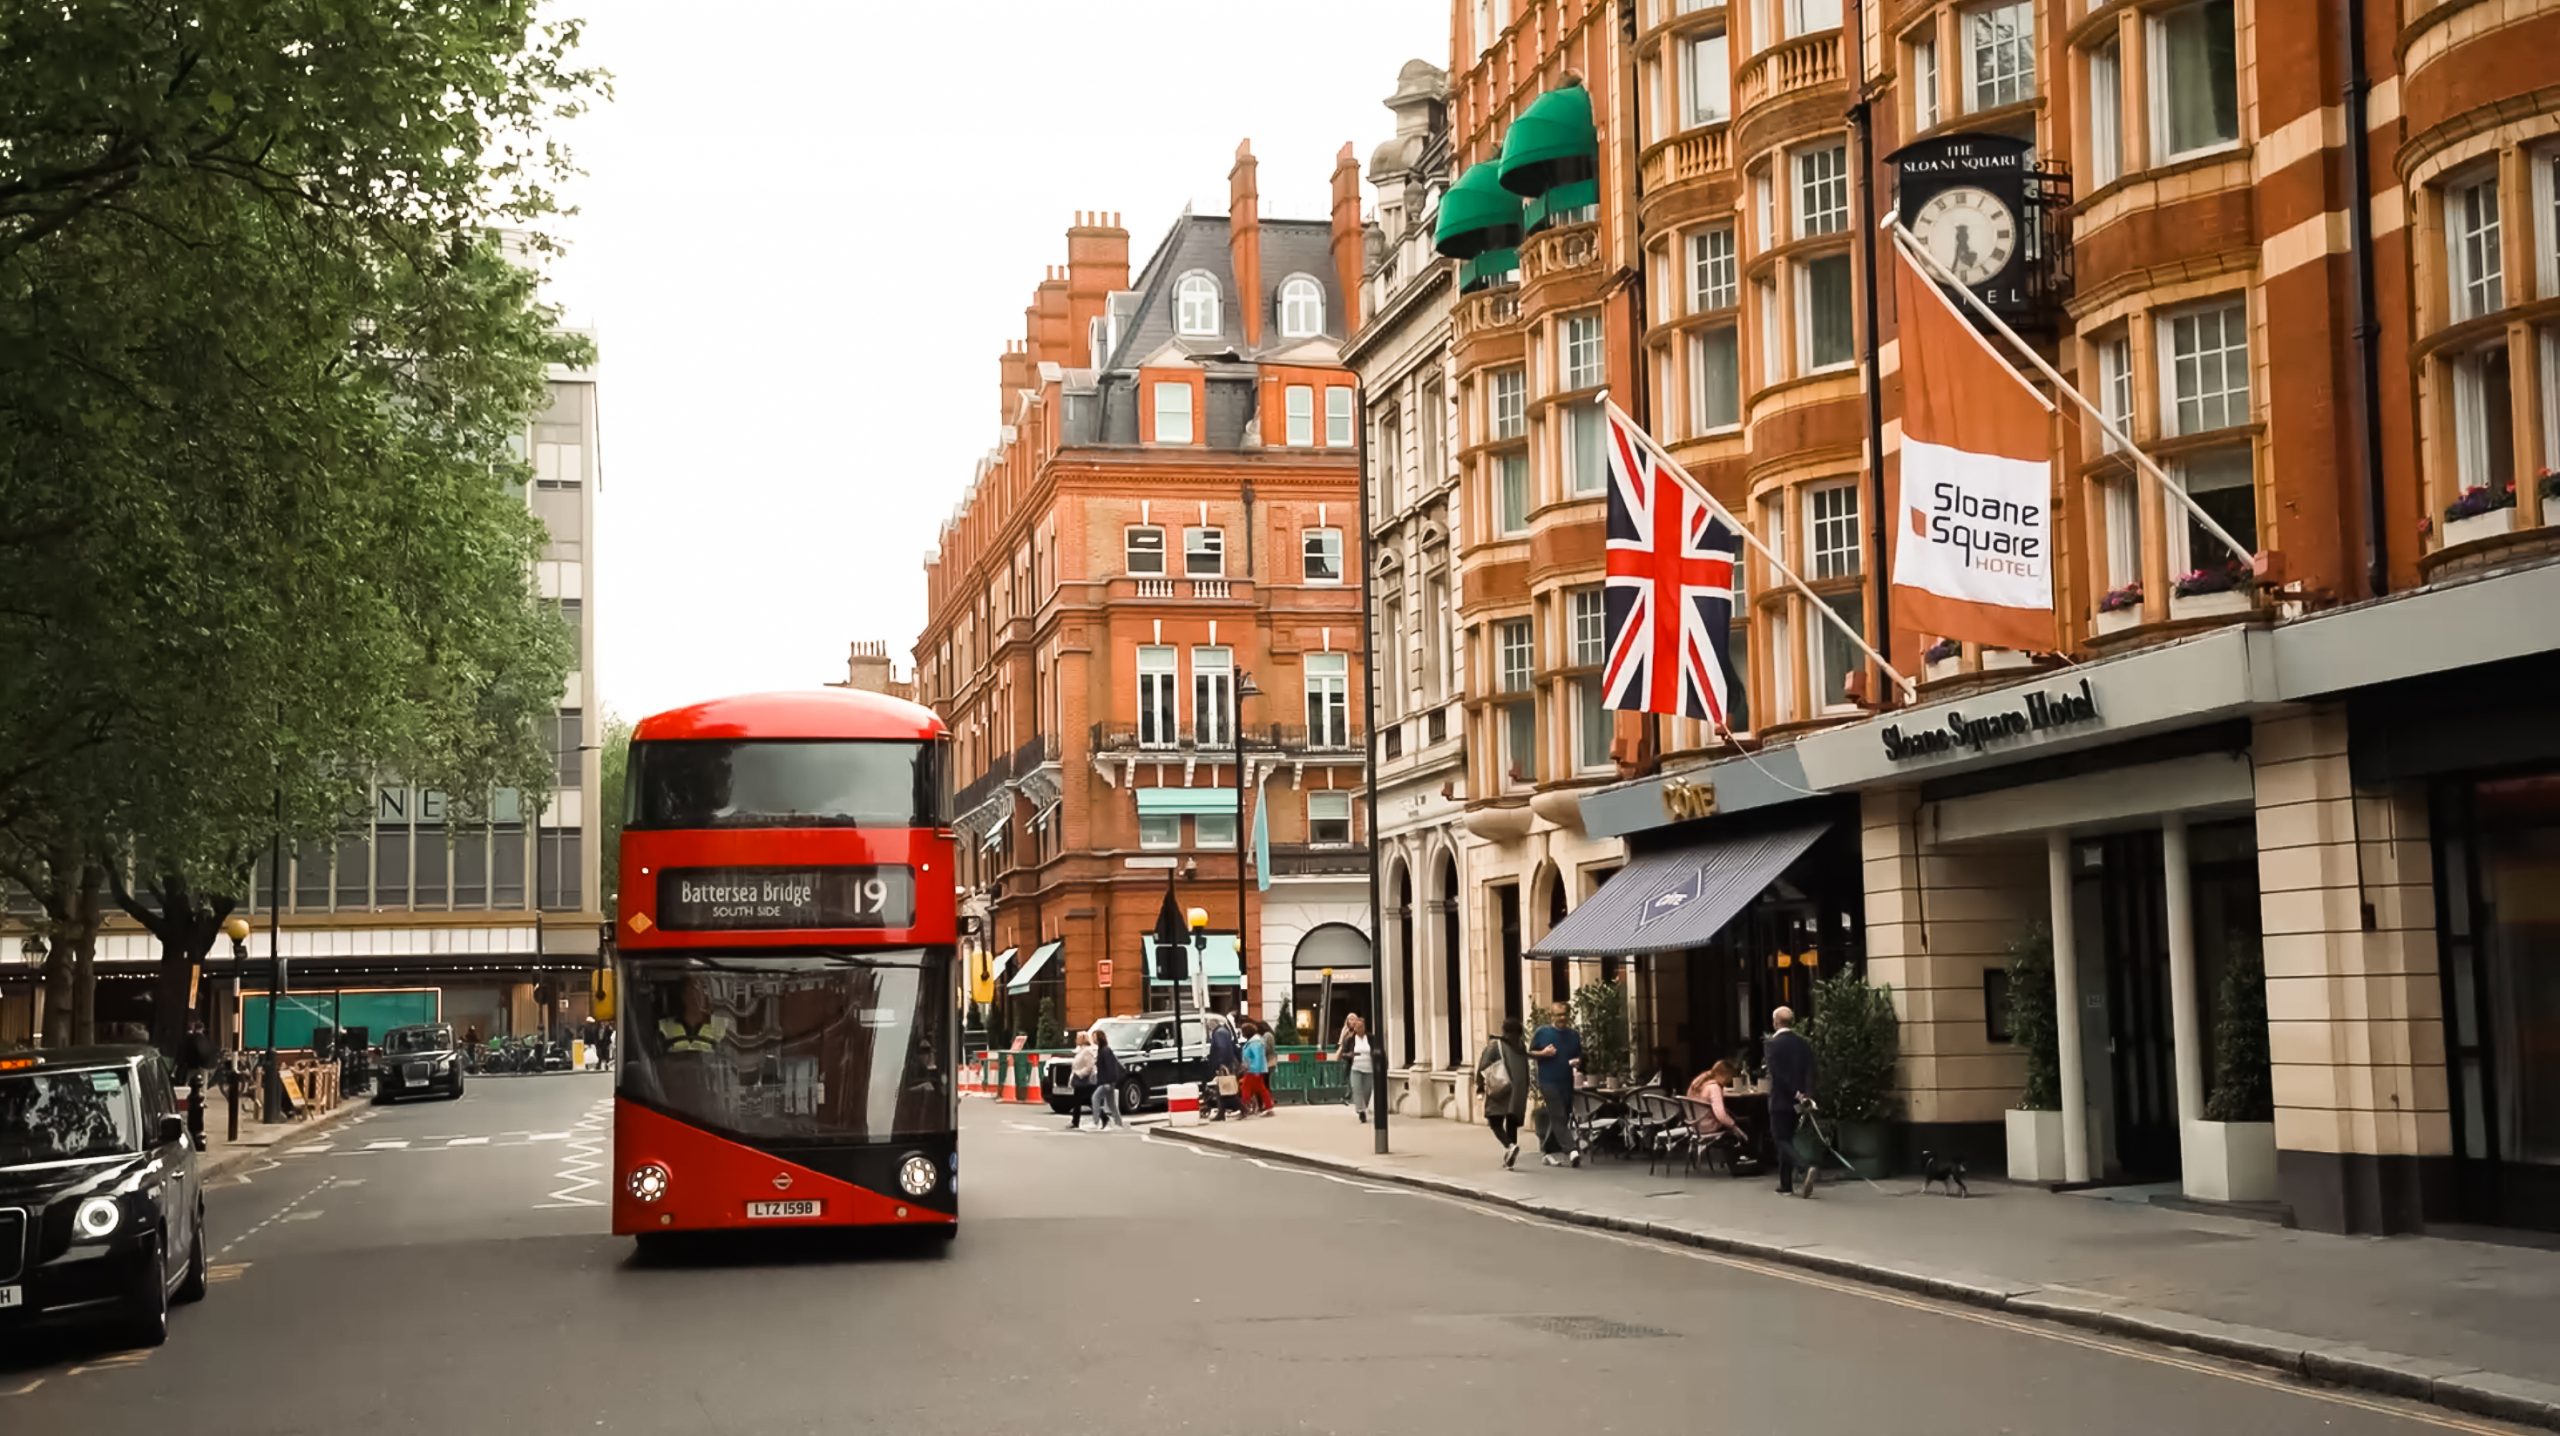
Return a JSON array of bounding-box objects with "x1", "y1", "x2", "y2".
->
[
  {"x1": 75, "y1": 1196, "x2": 123, "y2": 1240},
  {"x1": 627, "y1": 1163, "x2": 671, "y2": 1203},
  {"x1": 897, "y1": 1154, "x2": 938, "y2": 1197}
]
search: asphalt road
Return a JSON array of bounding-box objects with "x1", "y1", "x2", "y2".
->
[{"x1": 2, "y1": 1078, "x2": 2526, "y2": 1435}]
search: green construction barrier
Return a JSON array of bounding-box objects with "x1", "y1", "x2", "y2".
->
[
  {"x1": 1268, "y1": 1048, "x2": 1350, "y2": 1107},
  {"x1": 240, "y1": 989, "x2": 439, "y2": 1050}
]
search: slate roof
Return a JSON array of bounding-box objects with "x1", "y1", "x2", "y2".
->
[{"x1": 1100, "y1": 214, "x2": 1348, "y2": 371}]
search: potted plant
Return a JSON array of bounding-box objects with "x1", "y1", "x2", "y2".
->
[
  {"x1": 1571, "y1": 979, "x2": 1631, "y2": 1086},
  {"x1": 2443, "y1": 480, "x2": 2519, "y2": 547},
  {"x1": 1923, "y1": 637, "x2": 1963, "y2": 682},
  {"x1": 2002, "y1": 923, "x2": 2067, "y2": 1182},
  {"x1": 1804, "y1": 967, "x2": 1899, "y2": 1176},
  {"x1": 2170, "y1": 561, "x2": 2253, "y2": 618},
  {"x1": 1033, "y1": 996, "x2": 1066, "y2": 1050},
  {"x1": 2095, "y1": 580, "x2": 2143, "y2": 635},
  {"x1": 2537, "y1": 467, "x2": 2559, "y2": 527},
  {"x1": 2188, "y1": 937, "x2": 2278, "y2": 1202}
]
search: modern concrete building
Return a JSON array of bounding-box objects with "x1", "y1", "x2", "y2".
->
[
  {"x1": 0, "y1": 356, "x2": 607, "y2": 1048},
  {"x1": 916, "y1": 148, "x2": 1374, "y2": 1037},
  {"x1": 1430, "y1": 0, "x2": 2560, "y2": 1234}
]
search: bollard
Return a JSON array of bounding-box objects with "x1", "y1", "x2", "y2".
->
[{"x1": 1166, "y1": 1081, "x2": 1203, "y2": 1127}]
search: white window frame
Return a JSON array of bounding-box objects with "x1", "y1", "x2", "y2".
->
[
  {"x1": 1307, "y1": 791, "x2": 1354, "y2": 845},
  {"x1": 1139, "y1": 812, "x2": 1182, "y2": 850},
  {"x1": 2088, "y1": 40, "x2": 2123, "y2": 189},
  {"x1": 1176, "y1": 273, "x2": 1222, "y2": 337},
  {"x1": 1810, "y1": 592, "x2": 1866, "y2": 714},
  {"x1": 1303, "y1": 526, "x2": 1345, "y2": 584},
  {"x1": 1767, "y1": 605, "x2": 1797, "y2": 723},
  {"x1": 1195, "y1": 812, "x2": 1238, "y2": 849},
  {"x1": 1794, "y1": 143, "x2": 1849, "y2": 239},
  {"x1": 1805, "y1": 481, "x2": 1862, "y2": 579},
  {"x1": 1911, "y1": 34, "x2": 1941, "y2": 131},
  {"x1": 2543, "y1": 325, "x2": 2560, "y2": 478},
  {"x1": 2168, "y1": 445, "x2": 2256, "y2": 576},
  {"x1": 1374, "y1": 405, "x2": 1402, "y2": 512},
  {"x1": 1753, "y1": 170, "x2": 1775, "y2": 251},
  {"x1": 2148, "y1": 0, "x2": 2240, "y2": 164},
  {"x1": 1326, "y1": 386, "x2": 1355, "y2": 447},
  {"x1": 1756, "y1": 276, "x2": 1784, "y2": 385},
  {"x1": 1501, "y1": 699, "x2": 1538, "y2": 788},
  {"x1": 1794, "y1": 251, "x2": 1856, "y2": 374},
  {"x1": 1279, "y1": 275, "x2": 1325, "y2": 338},
  {"x1": 1305, "y1": 652, "x2": 1351, "y2": 749},
  {"x1": 1569, "y1": 587, "x2": 1607, "y2": 666},
  {"x1": 1689, "y1": 325, "x2": 1742, "y2": 433},
  {"x1": 2445, "y1": 168, "x2": 2505, "y2": 324},
  {"x1": 2096, "y1": 332, "x2": 2133, "y2": 454},
  {"x1": 1286, "y1": 385, "x2": 1316, "y2": 447},
  {"x1": 1496, "y1": 618, "x2": 1534, "y2": 693},
  {"x1": 1682, "y1": 31, "x2": 1731, "y2": 129},
  {"x1": 2101, "y1": 470, "x2": 2143, "y2": 589},
  {"x1": 1784, "y1": 0, "x2": 1841, "y2": 39},
  {"x1": 1152, "y1": 380, "x2": 1194, "y2": 444},
  {"x1": 1965, "y1": 1, "x2": 2035, "y2": 113},
  {"x1": 1690, "y1": 227, "x2": 1738, "y2": 311},
  {"x1": 1562, "y1": 313, "x2": 1606, "y2": 391},
  {"x1": 1564, "y1": 401, "x2": 1608, "y2": 497},
  {"x1": 1496, "y1": 452, "x2": 1531, "y2": 536},
  {"x1": 2535, "y1": 146, "x2": 2560, "y2": 301},
  {"x1": 1184, "y1": 525, "x2": 1226, "y2": 577},
  {"x1": 1192, "y1": 645, "x2": 1234, "y2": 748},
  {"x1": 1137, "y1": 646, "x2": 1179, "y2": 748},
  {"x1": 2159, "y1": 298, "x2": 2250, "y2": 437},
  {"x1": 2450, "y1": 341, "x2": 2516, "y2": 494},
  {"x1": 1490, "y1": 367, "x2": 1527, "y2": 439},
  {"x1": 1125, "y1": 525, "x2": 1168, "y2": 577}
]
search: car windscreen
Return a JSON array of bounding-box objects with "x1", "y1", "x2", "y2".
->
[
  {"x1": 1088, "y1": 1019, "x2": 1161, "y2": 1055},
  {"x1": 0, "y1": 1067, "x2": 140, "y2": 1165},
  {"x1": 628, "y1": 739, "x2": 951, "y2": 830},
  {"x1": 619, "y1": 951, "x2": 954, "y2": 1142},
  {"x1": 385, "y1": 1027, "x2": 452, "y2": 1054}
]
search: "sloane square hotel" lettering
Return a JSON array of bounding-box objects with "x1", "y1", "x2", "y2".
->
[{"x1": 1879, "y1": 678, "x2": 2100, "y2": 761}]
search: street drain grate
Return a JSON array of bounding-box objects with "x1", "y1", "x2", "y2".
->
[{"x1": 1504, "y1": 1315, "x2": 1675, "y2": 1341}]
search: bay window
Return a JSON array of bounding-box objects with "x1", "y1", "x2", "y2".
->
[
  {"x1": 1690, "y1": 327, "x2": 1741, "y2": 433},
  {"x1": 2445, "y1": 169, "x2": 2505, "y2": 324},
  {"x1": 1911, "y1": 35, "x2": 1941, "y2": 132},
  {"x1": 1565, "y1": 403, "x2": 1607, "y2": 496},
  {"x1": 2451, "y1": 344, "x2": 2516, "y2": 496},
  {"x1": 2088, "y1": 41, "x2": 2123, "y2": 187},
  {"x1": 1497, "y1": 453, "x2": 1531, "y2": 535},
  {"x1": 1497, "y1": 618, "x2": 1536, "y2": 787},
  {"x1": 1569, "y1": 588, "x2": 1611, "y2": 773},
  {"x1": 1806, "y1": 482, "x2": 1861, "y2": 579},
  {"x1": 1756, "y1": 277, "x2": 1783, "y2": 385},
  {"x1": 1682, "y1": 32, "x2": 1730, "y2": 128},
  {"x1": 2161, "y1": 299, "x2": 2255, "y2": 576},
  {"x1": 1965, "y1": 2, "x2": 2034, "y2": 112},
  {"x1": 1491, "y1": 367, "x2": 1527, "y2": 438},
  {"x1": 1811, "y1": 592, "x2": 1866, "y2": 713},
  {"x1": 2149, "y1": 0, "x2": 2238, "y2": 161},
  {"x1": 1794, "y1": 143, "x2": 1849, "y2": 239},
  {"x1": 1784, "y1": 0, "x2": 1841, "y2": 38},
  {"x1": 1690, "y1": 227, "x2": 1737, "y2": 312},
  {"x1": 1796, "y1": 253, "x2": 1856, "y2": 372}
]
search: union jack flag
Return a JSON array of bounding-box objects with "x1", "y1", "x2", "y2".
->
[{"x1": 1602, "y1": 406, "x2": 1742, "y2": 725}]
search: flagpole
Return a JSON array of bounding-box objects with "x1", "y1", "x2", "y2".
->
[
  {"x1": 1599, "y1": 393, "x2": 1917, "y2": 703},
  {"x1": 1884, "y1": 218, "x2": 2258, "y2": 574}
]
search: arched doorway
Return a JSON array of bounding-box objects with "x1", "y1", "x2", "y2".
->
[
  {"x1": 1540, "y1": 863, "x2": 1569, "y2": 1005},
  {"x1": 1390, "y1": 858, "x2": 1416, "y2": 1067},
  {"x1": 1292, "y1": 921, "x2": 1371, "y2": 1042},
  {"x1": 1437, "y1": 848, "x2": 1463, "y2": 1066}
]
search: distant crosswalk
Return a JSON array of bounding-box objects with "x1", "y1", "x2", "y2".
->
[{"x1": 280, "y1": 1131, "x2": 574, "y2": 1157}]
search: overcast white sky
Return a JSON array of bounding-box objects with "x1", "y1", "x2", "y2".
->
[{"x1": 542, "y1": 1, "x2": 1448, "y2": 720}]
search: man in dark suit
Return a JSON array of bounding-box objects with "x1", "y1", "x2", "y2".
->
[{"x1": 1765, "y1": 1006, "x2": 1817, "y2": 1197}]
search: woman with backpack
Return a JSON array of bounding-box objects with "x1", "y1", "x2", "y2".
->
[{"x1": 1476, "y1": 1017, "x2": 1532, "y2": 1169}]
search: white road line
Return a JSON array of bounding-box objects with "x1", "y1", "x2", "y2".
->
[
  {"x1": 446, "y1": 1136, "x2": 489, "y2": 1146},
  {"x1": 527, "y1": 1131, "x2": 572, "y2": 1141},
  {"x1": 363, "y1": 1139, "x2": 409, "y2": 1151},
  {"x1": 288, "y1": 1143, "x2": 335, "y2": 1155}
]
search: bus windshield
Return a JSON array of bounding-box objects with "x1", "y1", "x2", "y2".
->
[
  {"x1": 628, "y1": 739, "x2": 950, "y2": 830},
  {"x1": 619, "y1": 952, "x2": 954, "y2": 1142}
]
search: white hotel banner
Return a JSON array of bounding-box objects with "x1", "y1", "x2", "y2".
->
[{"x1": 1889, "y1": 245, "x2": 2057, "y2": 655}]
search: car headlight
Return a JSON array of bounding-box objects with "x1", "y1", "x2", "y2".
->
[
  {"x1": 898, "y1": 1154, "x2": 938, "y2": 1197},
  {"x1": 74, "y1": 1195, "x2": 122, "y2": 1240},
  {"x1": 436, "y1": 1055, "x2": 456, "y2": 1070},
  {"x1": 626, "y1": 1162, "x2": 670, "y2": 1203}
]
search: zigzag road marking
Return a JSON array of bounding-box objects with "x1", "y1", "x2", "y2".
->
[{"x1": 534, "y1": 1099, "x2": 611, "y2": 1210}]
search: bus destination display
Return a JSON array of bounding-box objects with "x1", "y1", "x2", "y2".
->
[{"x1": 656, "y1": 866, "x2": 915, "y2": 931}]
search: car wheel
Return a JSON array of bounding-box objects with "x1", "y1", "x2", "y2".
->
[
  {"x1": 175, "y1": 1205, "x2": 207, "y2": 1304},
  {"x1": 121, "y1": 1237, "x2": 170, "y2": 1349},
  {"x1": 1120, "y1": 1076, "x2": 1147, "y2": 1115},
  {"x1": 446, "y1": 1077, "x2": 466, "y2": 1100}
]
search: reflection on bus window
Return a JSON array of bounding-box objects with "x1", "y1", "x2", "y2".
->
[{"x1": 628, "y1": 740, "x2": 950, "y2": 830}]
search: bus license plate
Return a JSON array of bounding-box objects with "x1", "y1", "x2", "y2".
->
[
  {"x1": 0, "y1": 1286, "x2": 20, "y2": 1309},
  {"x1": 746, "y1": 1200, "x2": 821, "y2": 1220}
]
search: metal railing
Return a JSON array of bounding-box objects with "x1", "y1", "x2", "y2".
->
[
  {"x1": 1087, "y1": 720, "x2": 1367, "y2": 757},
  {"x1": 954, "y1": 732, "x2": 1062, "y2": 814}
]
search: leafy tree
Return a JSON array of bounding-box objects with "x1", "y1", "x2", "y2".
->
[
  {"x1": 2204, "y1": 937, "x2": 2273, "y2": 1122},
  {"x1": 2005, "y1": 922, "x2": 2062, "y2": 1111},
  {"x1": 597, "y1": 715, "x2": 633, "y2": 917},
  {"x1": 1804, "y1": 967, "x2": 1900, "y2": 1125},
  {"x1": 1571, "y1": 979, "x2": 1631, "y2": 1084}
]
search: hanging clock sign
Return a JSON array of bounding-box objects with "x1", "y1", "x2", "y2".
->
[{"x1": 1890, "y1": 134, "x2": 2037, "y2": 315}]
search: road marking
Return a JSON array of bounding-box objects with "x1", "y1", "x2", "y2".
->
[
  {"x1": 220, "y1": 1174, "x2": 336, "y2": 1255},
  {"x1": 4, "y1": 1378, "x2": 43, "y2": 1397},
  {"x1": 66, "y1": 1351, "x2": 152, "y2": 1375},
  {"x1": 534, "y1": 1100, "x2": 610, "y2": 1209},
  {"x1": 446, "y1": 1136, "x2": 489, "y2": 1146},
  {"x1": 230, "y1": 1157, "x2": 281, "y2": 1186},
  {"x1": 283, "y1": 1209, "x2": 324, "y2": 1221},
  {"x1": 363, "y1": 1139, "x2": 409, "y2": 1151},
  {"x1": 527, "y1": 1131, "x2": 572, "y2": 1141},
  {"x1": 207, "y1": 1262, "x2": 250, "y2": 1284},
  {"x1": 288, "y1": 1142, "x2": 335, "y2": 1155}
]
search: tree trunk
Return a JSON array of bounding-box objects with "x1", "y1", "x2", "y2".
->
[
  {"x1": 39, "y1": 936, "x2": 75, "y2": 1047},
  {"x1": 69, "y1": 862, "x2": 102, "y2": 1044}
]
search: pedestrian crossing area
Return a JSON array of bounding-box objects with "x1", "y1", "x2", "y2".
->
[{"x1": 285, "y1": 1131, "x2": 576, "y2": 1157}]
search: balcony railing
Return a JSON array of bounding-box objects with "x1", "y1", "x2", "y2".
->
[
  {"x1": 1088, "y1": 721, "x2": 1367, "y2": 757},
  {"x1": 1640, "y1": 127, "x2": 1731, "y2": 194},
  {"x1": 954, "y1": 732, "x2": 1063, "y2": 814},
  {"x1": 1520, "y1": 222, "x2": 1601, "y2": 285},
  {"x1": 1134, "y1": 577, "x2": 1176, "y2": 598},
  {"x1": 1455, "y1": 287, "x2": 1522, "y2": 344},
  {"x1": 1265, "y1": 843, "x2": 1370, "y2": 878},
  {"x1": 1735, "y1": 30, "x2": 1843, "y2": 116}
]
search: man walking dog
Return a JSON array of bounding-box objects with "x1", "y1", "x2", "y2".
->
[{"x1": 1765, "y1": 1006, "x2": 1817, "y2": 1197}]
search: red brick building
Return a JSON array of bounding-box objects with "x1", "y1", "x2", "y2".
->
[{"x1": 916, "y1": 145, "x2": 1375, "y2": 1034}]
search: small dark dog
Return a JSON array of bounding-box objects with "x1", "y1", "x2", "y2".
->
[{"x1": 1920, "y1": 1150, "x2": 1970, "y2": 1197}]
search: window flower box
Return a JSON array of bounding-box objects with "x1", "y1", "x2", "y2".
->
[
  {"x1": 1922, "y1": 638, "x2": 1962, "y2": 683},
  {"x1": 2443, "y1": 481, "x2": 2518, "y2": 548},
  {"x1": 2169, "y1": 563, "x2": 2253, "y2": 619},
  {"x1": 2093, "y1": 606, "x2": 2141, "y2": 636}
]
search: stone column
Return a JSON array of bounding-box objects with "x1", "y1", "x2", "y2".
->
[
  {"x1": 2162, "y1": 814, "x2": 2207, "y2": 1181},
  {"x1": 2048, "y1": 831, "x2": 2092, "y2": 1183}
]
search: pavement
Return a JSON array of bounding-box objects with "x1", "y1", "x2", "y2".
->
[
  {"x1": 3, "y1": 1076, "x2": 2538, "y2": 1434},
  {"x1": 1158, "y1": 1105, "x2": 2560, "y2": 1430}
]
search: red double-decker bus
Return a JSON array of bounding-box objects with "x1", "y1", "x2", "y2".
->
[{"x1": 611, "y1": 689, "x2": 958, "y2": 1245}]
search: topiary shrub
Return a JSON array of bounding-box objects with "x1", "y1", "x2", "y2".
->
[
  {"x1": 2006, "y1": 922, "x2": 2061, "y2": 1111},
  {"x1": 2204, "y1": 937, "x2": 2273, "y2": 1122},
  {"x1": 1804, "y1": 967, "x2": 1900, "y2": 1125}
]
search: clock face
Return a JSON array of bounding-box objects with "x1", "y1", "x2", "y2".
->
[{"x1": 1912, "y1": 184, "x2": 2018, "y2": 287}]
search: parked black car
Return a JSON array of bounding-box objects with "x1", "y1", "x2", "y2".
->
[
  {"x1": 0, "y1": 1045, "x2": 209, "y2": 1348},
  {"x1": 375, "y1": 1024, "x2": 466, "y2": 1102},
  {"x1": 1043, "y1": 1013, "x2": 1214, "y2": 1115}
]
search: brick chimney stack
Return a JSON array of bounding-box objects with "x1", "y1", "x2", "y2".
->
[
  {"x1": 1329, "y1": 141, "x2": 1365, "y2": 336},
  {"x1": 1065, "y1": 210, "x2": 1129, "y2": 366},
  {"x1": 998, "y1": 340, "x2": 1030, "y2": 427},
  {"x1": 1228, "y1": 139, "x2": 1262, "y2": 348}
]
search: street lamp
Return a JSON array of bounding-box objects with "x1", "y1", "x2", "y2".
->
[
  {"x1": 1180, "y1": 906, "x2": 1209, "y2": 1068},
  {"x1": 1232, "y1": 670, "x2": 1260, "y2": 1020},
  {"x1": 221, "y1": 916, "x2": 251, "y2": 1140}
]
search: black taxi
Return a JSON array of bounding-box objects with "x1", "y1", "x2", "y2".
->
[
  {"x1": 1043, "y1": 1012, "x2": 1215, "y2": 1116},
  {"x1": 0, "y1": 1046, "x2": 207, "y2": 1347}
]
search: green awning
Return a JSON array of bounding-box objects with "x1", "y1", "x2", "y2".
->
[
  {"x1": 1522, "y1": 178, "x2": 1600, "y2": 236},
  {"x1": 1460, "y1": 248, "x2": 1519, "y2": 293},
  {"x1": 1142, "y1": 934, "x2": 1244, "y2": 986},
  {"x1": 988, "y1": 946, "x2": 1018, "y2": 983},
  {"x1": 1007, "y1": 940, "x2": 1062, "y2": 994},
  {"x1": 1498, "y1": 82, "x2": 1598, "y2": 197},
  {"x1": 1432, "y1": 162, "x2": 1525, "y2": 261},
  {"x1": 1136, "y1": 787, "x2": 1242, "y2": 817}
]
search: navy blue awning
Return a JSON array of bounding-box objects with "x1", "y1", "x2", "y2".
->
[{"x1": 1528, "y1": 824, "x2": 1827, "y2": 956}]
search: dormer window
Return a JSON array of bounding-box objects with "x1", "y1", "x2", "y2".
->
[
  {"x1": 1280, "y1": 275, "x2": 1325, "y2": 338},
  {"x1": 1176, "y1": 273, "x2": 1221, "y2": 336},
  {"x1": 1088, "y1": 316, "x2": 1113, "y2": 367}
]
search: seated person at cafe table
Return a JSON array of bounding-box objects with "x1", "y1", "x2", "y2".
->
[{"x1": 1685, "y1": 1060, "x2": 1742, "y2": 1139}]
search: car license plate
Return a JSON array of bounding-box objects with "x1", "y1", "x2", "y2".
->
[
  {"x1": 746, "y1": 1200, "x2": 821, "y2": 1220},
  {"x1": 0, "y1": 1286, "x2": 20, "y2": 1309},
  {"x1": 405, "y1": 1074, "x2": 425, "y2": 1086}
]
